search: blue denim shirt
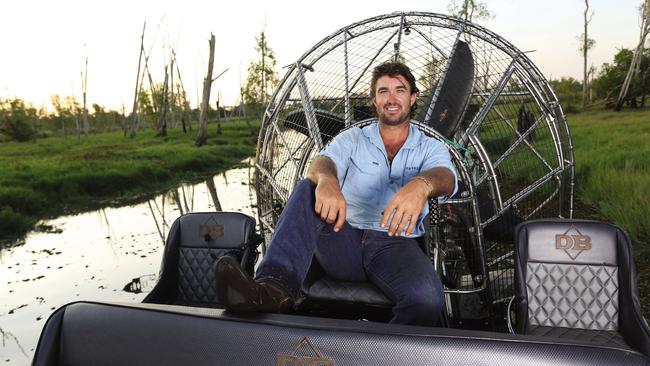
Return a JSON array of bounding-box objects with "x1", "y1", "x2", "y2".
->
[{"x1": 318, "y1": 121, "x2": 457, "y2": 237}]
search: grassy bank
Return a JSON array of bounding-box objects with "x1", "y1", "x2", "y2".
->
[
  {"x1": 0, "y1": 120, "x2": 259, "y2": 241},
  {"x1": 568, "y1": 108, "x2": 650, "y2": 251}
]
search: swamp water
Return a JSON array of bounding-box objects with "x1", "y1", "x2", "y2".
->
[{"x1": 0, "y1": 163, "x2": 257, "y2": 364}]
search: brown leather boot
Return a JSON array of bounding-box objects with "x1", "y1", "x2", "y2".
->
[{"x1": 215, "y1": 256, "x2": 293, "y2": 313}]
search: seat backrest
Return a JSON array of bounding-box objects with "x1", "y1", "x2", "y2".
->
[
  {"x1": 143, "y1": 212, "x2": 259, "y2": 307},
  {"x1": 514, "y1": 219, "x2": 650, "y2": 356}
]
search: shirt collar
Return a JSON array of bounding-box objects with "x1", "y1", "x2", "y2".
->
[{"x1": 361, "y1": 120, "x2": 422, "y2": 150}]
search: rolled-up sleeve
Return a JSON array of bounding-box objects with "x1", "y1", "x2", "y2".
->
[{"x1": 317, "y1": 127, "x2": 360, "y2": 184}]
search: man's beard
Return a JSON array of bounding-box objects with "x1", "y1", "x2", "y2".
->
[{"x1": 377, "y1": 107, "x2": 411, "y2": 126}]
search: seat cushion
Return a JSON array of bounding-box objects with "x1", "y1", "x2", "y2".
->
[{"x1": 306, "y1": 276, "x2": 393, "y2": 306}]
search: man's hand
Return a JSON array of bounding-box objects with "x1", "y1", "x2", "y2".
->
[
  {"x1": 381, "y1": 178, "x2": 429, "y2": 237},
  {"x1": 314, "y1": 175, "x2": 347, "y2": 232},
  {"x1": 381, "y1": 167, "x2": 454, "y2": 236},
  {"x1": 307, "y1": 156, "x2": 347, "y2": 232}
]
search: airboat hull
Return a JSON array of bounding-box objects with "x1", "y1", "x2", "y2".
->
[{"x1": 33, "y1": 301, "x2": 649, "y2": 366}]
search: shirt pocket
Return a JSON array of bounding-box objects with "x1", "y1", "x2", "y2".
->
[
  {"x1": 402, "y1": 165, "x2": 420, "y2": 184},
  {"x1": 344, "y1": 157, "x2": 383, "y2": 201}
]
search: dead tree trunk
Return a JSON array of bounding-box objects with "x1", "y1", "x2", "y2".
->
[
  {"x1": 170, "y1": 56, "x2": 177, "y2": 129},
  {"x1": 239, "y1": 87, "x2": 255, "y2": 135},
  {"x1": 582, "y1": 0, "x2": 594, "y2": 109},
  {"x1": 121, "y1": 103, "x2": 128, "y2": 136},
  {"x1": 195, "y1": 33, "x2": 215, "y2": 147},
  {"x1": 143, "y1": 55, "x2": 159, "y2": 114},
  {"x1": 81, "y1": 55, "x2": 89, "y2": 136},
  {"x1": 130, "y1": 22, "x2": 146, "y2": 138},
  {"x1": 170, "y1": 50, "x2": 191, "y2": 133},
  {"x1": 615, "y1": 0, "x2": 650, "y2": 111},
  {"x1": 216, "y1": 93, "x2": 222, "y2": 135},
  {"x1": 156, "y1": 65, "x2": 169, "y2": 137},
  {"x1": 73, "y1": 109, "x2": 81, "y2": 138}
]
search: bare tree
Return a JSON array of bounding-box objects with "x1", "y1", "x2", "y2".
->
[
  {"x1": 615, "y1": 0, "x2": 650, "y2": 110},
  {"x1": 170, "y1": 56, "x2": 176, "y2": 129},
  {"x1": 81, "y1": 51, "x2": 89, "y2": 136},
  {"x1": 588, "y1": 64, "x2": 597, "y2": 102},
  {"x1": 171, "y1": 49, "x2": 192, "y2": 133},
  {"x1": 195, "y1": 34, "x2": 216, "y2": 146},
  {"x1": 215, "y1": 92, "x2": 222, "y2": 135},
  {"x1": 580, "y1": 0, "x2": 596, "y2": 108},
  {"x1": 142, "y1": 51, "x2": 159, "y2": 115},
  {"x1": 129, "y1": 22, "x2": 146, "y2": 138}
]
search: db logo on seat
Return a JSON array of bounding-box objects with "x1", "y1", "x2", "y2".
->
[
  {"x1": 555, "y1": 225, "x2": 591, "y2": 260},
  {"x1": 277, "y1": 337, "x2": 335, "y2": 366}
]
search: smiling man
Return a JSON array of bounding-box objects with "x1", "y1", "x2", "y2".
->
[{"x1": 216, "y1": 61, "x2": 457, "y2": 326}]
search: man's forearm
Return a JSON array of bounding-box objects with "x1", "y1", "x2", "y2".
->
[
  {"x1": 412, "y1": 167, "x2": 455, "y2": 198},
  {"x1": 306, "y1": 155, "x2": 339, "y2": 185}
]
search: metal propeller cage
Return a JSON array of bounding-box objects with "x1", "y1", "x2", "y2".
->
[{"x1": 254, "y1": 12, "x2": 574, "y2": 325}]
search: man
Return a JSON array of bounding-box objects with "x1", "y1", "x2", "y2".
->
[{"x1": 216, "y1": 61, "x2": 457, "y2": 326}]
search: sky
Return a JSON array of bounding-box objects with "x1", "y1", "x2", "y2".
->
[{"x1": 0, "y1": 0, "x2": 645, "y2": 111}]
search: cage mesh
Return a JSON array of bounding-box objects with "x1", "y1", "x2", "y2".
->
[{"x1": 254, "y1": 12, "x2": 574, "y2": 326}]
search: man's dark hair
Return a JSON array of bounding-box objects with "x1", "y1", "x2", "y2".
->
[
  {"x1": 369, "y1": 61, "x2": 419, "y2": 115},
  {"x1": 370, "y1": 62, "x2": 419, "y2": 98}
]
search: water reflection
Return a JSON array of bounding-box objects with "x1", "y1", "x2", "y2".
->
[
  {"x1": 0, "y1": 161, "x2": 257, "y2": 364},
  {"x1": 123, "y1": 273, "x2": 158, "y2": 294}
]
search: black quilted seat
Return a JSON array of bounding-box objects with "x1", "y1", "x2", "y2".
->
[
  {"x1": 143, "y1": 212, "x2": 260, "y2": 308},
  {"x1": 300, "y1": 256, "x2": 393, "y2": 311},
  {"x1": 514, "y1": 219, "x2": 650, "y2": 357},
  {"x1": 307, "y1": 276, "x2": 392, "y2": 306}
]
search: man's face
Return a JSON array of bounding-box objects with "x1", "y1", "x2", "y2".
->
[{"x1": 372, "y1": 75, "x2": 417, "y2": 126}]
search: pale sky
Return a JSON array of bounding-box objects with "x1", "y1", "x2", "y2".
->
[{"x1": 0, "y1": 0, "x2": 644, "y2": 111}]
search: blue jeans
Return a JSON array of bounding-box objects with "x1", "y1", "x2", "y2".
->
[{"x1": 256, "y1": 179, "x2": 444, "y2": 326}]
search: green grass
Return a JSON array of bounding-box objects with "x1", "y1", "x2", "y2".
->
[
  {"x1": 568, "y1": 108, "x2": 650, "y2": 252},
  {"x1": 0, "y1": 119, "x2": 259, "y2": 240}
]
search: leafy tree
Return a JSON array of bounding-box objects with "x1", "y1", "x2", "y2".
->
[
  {"x1": 592, "y1": 48, "x2": 650, "y2": 107},
  {"x1": 50, "y1": 95, "x2": 81, "y2": 136},
  {"x1": 447, "y1": 0, "x2": 494, "y2": 23},
  {"x1": 137, "y1": 86, "x2": 160, "y2": 130},
  {"x1": 0, "y1": 98, "x2": 38, "y2": 141},
  {"x1": 242, "y1": 31, "x2": 279, "y2": 117},
  {"x1": 418, "y1": 56, "x2": 446, "y2": 94},
  {"x1": 550, "y1": 77, "x2": 583, "y2": 113},
  {"x1": 135, "y1": 81, "x2": 190, "y2": 132},
  {"x1": 92, "y1": 103, "x2": 125, "y2": 133}
]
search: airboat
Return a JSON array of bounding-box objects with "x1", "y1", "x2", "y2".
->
[{"x1": 32, "y1": 12, "x2": 650, "y2": 366}]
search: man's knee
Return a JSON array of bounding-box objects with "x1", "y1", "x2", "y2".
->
[
  {"x1": 295, "y1": 178, "x2": 316, "y2": 192},
  {"x1": 391, "y1": 275, "x2": 445, "y2": 325},
  {"x1": 281, "y1": 179, "x2": 317, "y2": 213},
  {"x1": 400, "y1": 291, "x2": 444, "y2": 319}
]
